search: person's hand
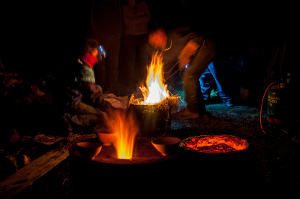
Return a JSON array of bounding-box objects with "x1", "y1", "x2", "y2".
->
[
  {"x1": 103, "y1": 94, "x2": 129, "y2": 109},
  {"x1": 178, "y1": 40, "x2": 199, "y2": 71},
  {"x1": 178, "y1": 52, "x2": 190, "y2": 71},
  {"x1": 148, "y1": 29, "x2": 167, "y2": 49}
]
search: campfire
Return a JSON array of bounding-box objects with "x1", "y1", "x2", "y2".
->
[
  {"x1": 104, "y1": 109, "x2": 138, "y2": 159},
  {"x1": 85, "y1": 52, "x2": 181, "y2": 162},
  {"x1": 129, "y1": 52, "x2": 179, "y2": 107},
  {"x1": 91, "y1": 108, "x2": 177, "y2": 164},
  {"x1": 180, "y1": 135, "x2": 248, "y2": 153},
  {"x1": 128, "y1": 52, "x2": 179, "y2": 137}
]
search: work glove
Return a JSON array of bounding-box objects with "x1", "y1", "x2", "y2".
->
[
  {"x1": 178, "y1": 40, "x2": 199, "y2": 71},
  {"x1": 148, "y1": 29, "x2": 167, "y2": 50}
]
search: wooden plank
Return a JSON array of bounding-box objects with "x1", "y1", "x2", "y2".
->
[
  {"x1": 0, "y1": 148, "x2": 69, "y2": 199},
  {"x1": 0, "y1": 133, "x2": 96, "y2": 198}
]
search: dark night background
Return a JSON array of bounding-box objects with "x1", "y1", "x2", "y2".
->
[
  {"x1": 1, "y1": 0, "x2": 299, "y2": 148},
  {"x1": 1, "y1": 1, "x2": 298, "y2": 82}
]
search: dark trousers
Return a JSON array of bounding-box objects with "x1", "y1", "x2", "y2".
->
[
  {"x1": 183, "y1": 39, "x2": 216, "y2": 113},
  {"x1": 199, "y1": 61, "x2": 231, "y2": 103}
]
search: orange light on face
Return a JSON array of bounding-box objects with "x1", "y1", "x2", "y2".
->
[
  {"x1": 130, "y1": 52, "x2": 170, "y2": 105},
  {"x1": 105, "y1": 110, "x2": 138, "y2": 159}
]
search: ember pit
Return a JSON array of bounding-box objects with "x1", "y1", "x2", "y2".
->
[
  {"x1": 180, "y1": 135, "x2": 249, "y2": 154},
  {"x1": 177, "y1": 134, "x2": 256, "y2": 186},
  {"x1": 178, "y1": 134, "x2": 252, "y2": 165}
]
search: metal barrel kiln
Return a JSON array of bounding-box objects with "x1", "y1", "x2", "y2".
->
[{"x1": 128, "y1": 104, "x2": 171, "y2": 137}]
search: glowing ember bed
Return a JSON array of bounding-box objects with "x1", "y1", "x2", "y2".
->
[
  {"x1": 177, "y1": 135, "x2": 256, "y2": 186},
  {"x1": 180, "y1": 135, "x2": 249, "y2": 154}
]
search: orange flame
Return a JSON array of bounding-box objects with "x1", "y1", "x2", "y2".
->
[
  {"x1": 131, "y1": 52, "x2": 170, "y2": 105},
  {"x1": 105, "y1": 110, "x2": 138, "y2": 159}
]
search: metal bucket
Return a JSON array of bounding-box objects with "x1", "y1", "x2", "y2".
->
[{"x1": 128, "y1": 104, "x2": 171, "y2": 137}]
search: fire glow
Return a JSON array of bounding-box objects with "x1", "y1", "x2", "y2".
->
[
  {"x1": 130, "y1": 52, "x2": 170, "y2": 105},
  {"x1": 105, "y1": 110, "x2": 138, "y2": 159},
  {"x1": 183, "y1": 135, "x2": 248, "y2": 153}
]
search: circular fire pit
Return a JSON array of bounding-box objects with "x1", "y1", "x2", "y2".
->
[
  {"x1": 178, "y1": 134, "x2": 251, "y2": 162},
  {"x1": 177, "y1": 134, "x2": 256, "y2": 187},
  {"x1": 179, "y1": 135, "x2": 249, "y2": 154},
  {"x1": 69, "y1": 137, "x2": 179, "y2": 196},
  {"x1": 72, "y1": 137, "x2": 176, "y2": 165}
]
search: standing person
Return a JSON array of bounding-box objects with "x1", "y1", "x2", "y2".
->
[
  {"x1": 148, "y1": 27, "x2": 216, "y2": 119},
  {"x1": 118, "y1": 0, "x2": 151, "y2": 95},
  {"x1": 178, "y1": 32, "x2": 216, "y2": 119},
  {"x1": 199, "y1": 61, "x2": 233, "y2": 107},
  {"x1": 146, "y1": 0, "x2": 221, "y2": 119}
]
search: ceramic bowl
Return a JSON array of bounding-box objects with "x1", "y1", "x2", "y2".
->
[
  {"x1": 95, "y1": 129, "x2": 117, "y2": 146},
  {"x1": 151, "y1": 136, "x2": 181, "y2": 156}
]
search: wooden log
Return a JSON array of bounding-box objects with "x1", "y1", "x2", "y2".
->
[
  {"x1": 0, "y1": 72, "x2": 18, "y2": 77},
  {"x1": 0, "y1": 148, "x2": 69, "y2": 199},
  {"x1": 0, "y1": 133, "x2": 97, "y2": 198}
]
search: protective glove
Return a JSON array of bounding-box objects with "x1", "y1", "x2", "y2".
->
[
  {"x1": 148, "y1": 29, "x2": 167, "y2": 49},
  {"x1": 178, "y1": 40, "x2": 199, "y2": 71}
]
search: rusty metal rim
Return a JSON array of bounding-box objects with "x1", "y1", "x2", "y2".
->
[
  {"x1": 71, "y1": 141, "x2": 176, "y2": 165},
  {"x1": 91, "y1": 155, "x2": 173, "y2": 165}
]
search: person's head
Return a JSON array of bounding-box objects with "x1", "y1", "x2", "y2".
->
[
  {"x1": 81, "y1": 38, "x2": 107, "y2": 64},
  {"x1": 84, "y1": 39, "x2": 100, "y2": 58},
  {"x1": 148, "y1": 29, "x2": 167, "y2": 49}
]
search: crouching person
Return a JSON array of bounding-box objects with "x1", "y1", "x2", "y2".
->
[{"x1": 62, "y1": 39, "x2": 128, "y2": 134}]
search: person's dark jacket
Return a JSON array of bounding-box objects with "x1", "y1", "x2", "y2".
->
[{"x1": 61, "y1": 59, "x2": 107, "y2": 109}]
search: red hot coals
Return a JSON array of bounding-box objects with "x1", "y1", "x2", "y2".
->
[{"x1": 180, "y1": 135, "x2": 248, "y2": 153}]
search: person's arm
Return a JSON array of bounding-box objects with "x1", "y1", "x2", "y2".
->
[
  {"x1": 76, "y1": 64, "x2": 109, "y2": 108},
  {"x1": 80, "y1": 81, "x2": 112, "y2": 109},
  {"x1": 178, "y1": 40, "x2": 200, "y2": 71}
]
